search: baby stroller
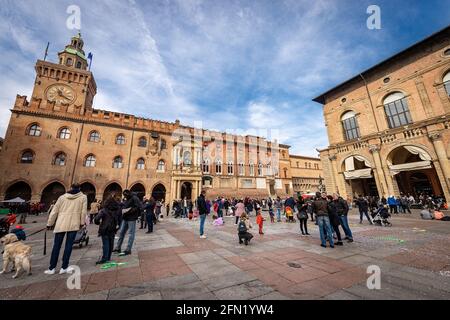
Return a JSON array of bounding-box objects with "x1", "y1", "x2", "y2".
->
[
  {"x1": 73, "y1": 225, "x2": 90, "y2": 248},
  {"x1": 371, "y1": 205, "x2": 392, "y2": 227}
]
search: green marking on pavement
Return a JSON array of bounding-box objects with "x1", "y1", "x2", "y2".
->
[
  {"x1": 100, "y1": 261, "x2": 128, "y2": 269},
  {"x1": 377, "y1": 236, "x2": 405, "y2": 243}
]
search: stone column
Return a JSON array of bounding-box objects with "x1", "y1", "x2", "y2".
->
[
  {"x1": 369, "y1": 144, "x2": 388, "y2": 197},
  {"x1": 328, "y1": 155, "x2": 339, "y2": 194},
  {"x1": 429, "y1": 132, "x2": 450, "y2": 199}
]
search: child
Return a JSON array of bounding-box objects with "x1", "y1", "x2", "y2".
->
[
  {"x1": 256, "y1": 210, "x2": 265, "y2": 235},
  {"x1": 268, "y1": 206, "x2": 275, "y2": 223}
]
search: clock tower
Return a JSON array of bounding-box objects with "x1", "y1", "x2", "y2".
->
[{"x1": 31, "y1": 33, "x2": 97, "y2": 114}]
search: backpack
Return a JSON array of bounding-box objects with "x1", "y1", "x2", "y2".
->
[{"x1": 238, "y1": 221, "x2": 247, "y2": 233}]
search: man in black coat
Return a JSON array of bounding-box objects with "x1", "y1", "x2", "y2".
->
[
  {"x1": 113, "y1": 190, "x2": 142, "y2": 256},
  {"x1": 355, "y1": 195, "x2": 373, "y2": 224},
  {"x1": 197, "y1": 190, "x2": 208, "y2": 238},
  {"x1": 145, "y1": 197, "x2": 156, "y2": 234}
]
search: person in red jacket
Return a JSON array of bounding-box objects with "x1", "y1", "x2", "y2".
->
[{"x1": 256, "y1": 209, "x2": 265, "y2": 235}]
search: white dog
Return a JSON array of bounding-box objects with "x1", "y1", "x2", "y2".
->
[{"x1": 0, "y1": 233, "x2": 32, "y2": 279}]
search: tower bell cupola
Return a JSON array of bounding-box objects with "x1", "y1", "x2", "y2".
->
[{"x1": 57, "y1": 32, "x2": 88, "y2": 70}]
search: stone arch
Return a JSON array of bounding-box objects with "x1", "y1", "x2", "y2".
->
[
  {"x1": 80, "y1": 181, "x2": 97, "y2": 209},
  {"x1": 151, "y1": 183, "x2": 167, "y2": 202},
  {"x1": 130, "y1": 182, "x2": 146, "y2": 200},
  {"x1": 4, "y1": 181, "x2": 32, "y2": 201},
  {"x1": 103, "y1": 182, "x2": 123, "y2": 201},
  {"x1": 40, "y1": 181, "x2": 66, "y2": 209},
  {"x1": 378, "y1": 89, "x2": 408, "y2": 106},
  {"x1": 339, "y1": 154, "x2": 373, "y2": 172},
  {"x1": 384, "y1": 143, "x2": 436, "y2": 164}
]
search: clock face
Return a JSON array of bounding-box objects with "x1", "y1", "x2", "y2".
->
[{"x1": 46, "y1": 84, "x2": 76, "y2": 104}]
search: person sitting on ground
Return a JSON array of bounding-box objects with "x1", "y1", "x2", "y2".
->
[{"x1": 237, "y1": 213, "x2": 253, "y2": 245}]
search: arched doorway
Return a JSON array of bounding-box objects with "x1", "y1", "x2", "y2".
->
[
  {"x1": 4, "y1": 181, "x2": 32, "y2": 201},
  {"x1": 103, "y1": 183, "x2": 122, "y2": 202},
  {"x1": 41, "y1": 182, "x2": 66, "y2": 209},
  {"x1": 342, "y1": 156, "x2": 378, "y2": 197},
  {"x1": 151, "y1": 184, "x2": 166, "y2": 201},
  {"x1": 388, "y1": 146, "x2": 443, "y2": 197},
  {"x1": 80, "y1": 182, "x2": 96, "y2": 209},
  {"x1": 181, "y1": 182, "x2": 193, "y2": 200},
  {"x1": 130, "y1": 183, "x2": 146, "y2": 200}
]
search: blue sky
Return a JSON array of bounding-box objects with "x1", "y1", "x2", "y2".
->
[{"x1": 0, "y1": 0, "x2": 449, "y2": 156}]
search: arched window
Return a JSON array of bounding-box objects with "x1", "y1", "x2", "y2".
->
[
  {"x1": 113, "y1": 156, "x2": 123, "y2": 169},
  {"x1": 58, "y1": 127, "x2": 71, "y2": 139},
  {"x1": 160, "y1": 139, "x2": 167, "y2": 150},
  {"x1": 76, "y1": 61, "x2": 82, "y2": 69},
  {"x1": 136, "y1": 158, "x2": 145, "y2": 170},
  {"x1": 138, "y1": 136, "x2": 147, "y2": 147},
  {"x1": 383, "y1": 92, "x2": 412, "y2": 128},
  {"x1": 227, "y1": 162, "x2": 233, "y2": 175},
  {"x1": 66, "y1": 58, "x2": 73, "y2": 66},
  {"x1": 26, "y1": 123, "x2": 41, "y2": 137},
  {"x1": 116, "y1": 134, "x2": 125, "y2": 145},
  {"x1": 238, "y1": 163, "x2": 244, "y2": 176},
  {"x1": 341, "y1": 111, "x2": 360, "y2": 141},
  {"x1": 88, "y1": 131, "x2": 100, "y2": 142},
  {"x1": 20, "y1": 150, "x2": 34, "y2": 164},
  {"x1": 215, "y1": 160, "x2": 222, "y2": 175},
  {"x1": 249, "y1": 162, "x2": 255, "y2": 176},
  {"x1": 157, "y1": 160, "x2": 165, "y2": 172},
  {"x1": 53, "y1": 152, "x2": 66, "y2": 166},
  {"x1": 202, "y1": 159, "x2": 210, "y2": 174},
  {"x1": 84, "y1": 154, "x2": 96, "y2": 167},
  {"x1": 444, "y1": 71, "x2": 450, "y2": 96}
]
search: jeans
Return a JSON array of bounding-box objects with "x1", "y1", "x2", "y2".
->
[
  {"x1": 49, "y1": 231, "x2": 77, "y2": 270},
  {"x1": 317, "y1": 216, "x2": 334, "y2": 247},
  {"x1": 183, "y1": 207, "x2": 188, "y2": 218},
  {"x1": 199, "y1": 214, "x2": 206, "y2": 236},
  {"x1": 338, "y1": 215, "x2": 353, "y2": 240},
  {"x1": 299, "y1": 218, "x2": 308, "y2": 234},
  {"x1": 115, "y1": 220, "x2": 136, "y2": 252},
  {"x1": 101, "y1": 235, "x2": 114, "y2": 261},
  {"x1": 146, "y1": 212, "x2": 153, "y2": 232},
  {"x1": 276, "y1": 208, "x2": 281, "y2": 221},
  {"x1": 359, "y1": 210, "x2": 372, "y2": 222}
]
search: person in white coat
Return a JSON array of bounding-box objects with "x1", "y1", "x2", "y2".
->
[{"x1": 44, "y1": 183, "x2": 87, "y2": 275}]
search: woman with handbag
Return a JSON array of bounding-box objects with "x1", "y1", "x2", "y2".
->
[{"x1": 297, "y1": 198, "x2": 309, "y2": 236}]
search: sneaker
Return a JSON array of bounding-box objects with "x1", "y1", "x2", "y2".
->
[
  {"x1": 119, "y1": 251, "x2": 131, "y2": 256},
  {"x1": 200, "y1": 235, "x2": 207, "y2": 239},
  {"x1": 44, "y1": 269, "x2": 55, "y2": 275},
  {"x1": 347, "y1": 238, "x2": 354, "y2": 242},
  {"x1": 95, "y1": 260, "x2": 107, "y2": 265},
  {"x1": 330, "y1": 245, "x2": 335, "y2": 248},
  {"x1": 145, "y1": 231, "x2": 153, "y2": 234},
  {"x1": 112, "y1": 248, "x2": 120, "y2": 253},
  {"x1": 320, "y1": 244, "x2": 326, "y2": 248},
  {"x1": 336, "y1": 241, "x2": 344, "y2": 246},
  {"x1": 59, "y1": 267, "x2": 75, "y2": 274},
  {"x1": 301, "y1": 232, "x2": 305, "y2": 236},
  {"x1": 305, "y1": 233, "x2": 310, "y2": 236}
]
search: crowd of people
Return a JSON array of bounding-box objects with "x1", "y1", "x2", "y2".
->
[{"x1": 1, "y1": 183, "x2": 447, "y2": 276}]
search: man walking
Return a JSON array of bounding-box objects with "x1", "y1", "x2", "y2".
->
[
  {"x1": 333, "y1": 193, "x2": 353, "y2": 242},
  {"x1": 44, "y1": 183, "x2": 87, "y2": 275},
  {"x1": 197, "y1": 189, "x2": 208, "y2": 239},
  {"x1": 114, "y1": 190, "x2": 141, "y2": 256},
  {"x1": 355, "y1": 195, "x2": 373, "y2": 224},
  {"x1": 313, "y1": 192, "x2": 334, "y2": 248}
]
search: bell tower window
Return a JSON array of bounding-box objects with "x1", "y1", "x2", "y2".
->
[
  {"x1": 66, "y1": 58, "x2": 73, "y2": 66},
  {"x1": 76, "y1": 61, "x2": 82, "y2": 69}
]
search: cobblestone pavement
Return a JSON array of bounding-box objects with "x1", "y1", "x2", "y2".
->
[{"x1": 1, "y1": 209, "x2": 450, "y2": 300}]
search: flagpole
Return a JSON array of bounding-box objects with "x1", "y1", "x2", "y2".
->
[{"x1": 43, "y1": 42, "x2": 50, "y2": 61}]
